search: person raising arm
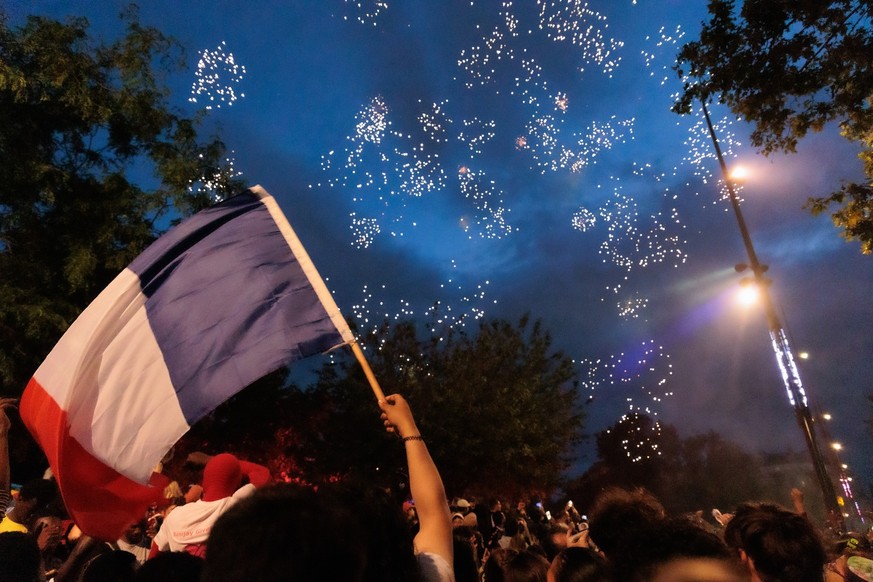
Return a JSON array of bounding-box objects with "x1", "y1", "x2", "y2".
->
[{"x1": 379, "y1": 394, "x2": 454, "y2": 581}]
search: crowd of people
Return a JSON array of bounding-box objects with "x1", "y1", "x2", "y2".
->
[{"x1": 1, "y1": 394, "x2": 872, "y2": 581}]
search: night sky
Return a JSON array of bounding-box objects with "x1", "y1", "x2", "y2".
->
[{"x1": 9, "y1": 1, "x2": 873, "y2": 492}]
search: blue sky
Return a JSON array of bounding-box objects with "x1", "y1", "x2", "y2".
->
[{"x1": 10, "y1": 1, "x2": 873, "y2": 497}]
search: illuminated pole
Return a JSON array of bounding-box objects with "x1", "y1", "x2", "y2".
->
[
  {"x1": 701, "y1": 101, "x2": 842, "y2": 526},
  {"x1": 818, "y1": 413, "x2": 865, "y2": 525}
]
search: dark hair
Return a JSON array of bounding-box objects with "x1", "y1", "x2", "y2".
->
[
  {"x1": 82, "y1": 549, "x2": 137, "y2": 582},
  {"x1": 627, "y1": 516, "x2": 734, "y2": 581},
  {"x1": 505, "y1": 549, "x2": 550, "y2": 582},
  {"x1": 723, "y1": 502, "x2": 826, "y2": 582},
  {"x1": 0, "y1": 532, "x2": 41, "y2": 582},
  {"x1": 549, "y1": 547, "x2": 612, "y2": 582},
  {"x1": 483, "y1": 547, "x2": 519, "y2": 582},
  {"x1": 135, "y1": 551, "x2": 203, "y2": 582},
  {"x1": 587, "y1": 487, "x2": 666, "y2": 562},
  {"x1": 202, "y1": 482, "x2": 418, "y2": 582},
  {"x1": 18, "y1": 478, "x2": 57, "y2": 509},
  {"x1": 453, "y1": 527, "x2": 480, "y2": 582}
]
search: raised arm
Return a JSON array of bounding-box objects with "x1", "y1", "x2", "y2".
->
[
  {"x1": 379, "y1": 394, "x2": 453, "y2": 566},
  {"x1": 0, "y1": 398, "x2": 16, "y2": 514},
  {"x1": 239, "y1": 460, "x2": 271, "y2": 488}
]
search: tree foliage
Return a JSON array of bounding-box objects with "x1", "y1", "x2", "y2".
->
[
  {"x1": 567, "y1": 413, "x2": 769, "y2": 515},
  {"x1": 302, "y1": 316, "x2": 583, "y2": 499},
  {"x1": 674, "y1": 0, "x2": 873, "y2": 253},
  {"x1": 0, "y1": 8, "x2": 244, "y2": 392}
]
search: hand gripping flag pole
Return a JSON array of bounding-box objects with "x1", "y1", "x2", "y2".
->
[{"x1": 21, "y1": 184, "x2": 383, "y2": 540}]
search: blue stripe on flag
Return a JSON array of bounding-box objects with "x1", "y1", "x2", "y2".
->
[{"x1": 128, "y1": 190, "x2": 344, "y2": 425}]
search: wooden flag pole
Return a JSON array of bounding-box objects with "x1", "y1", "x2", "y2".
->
[{"x1": 350, "y1": 341, "x2": 386, "y2": 402}]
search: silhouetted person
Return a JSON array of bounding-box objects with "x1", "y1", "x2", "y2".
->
[
  {"x1": 586, "y1": 486, "x2": 666, "y2": 579},
  {"x1": 547, "y1": 547, "x2": 612, "y2": 582},
  {"x1": 724, "y1": 502, "x2": 827, "y2": 582},
  {"x1": 0, "y1": 531, "x2": 41, "y2": 582}
]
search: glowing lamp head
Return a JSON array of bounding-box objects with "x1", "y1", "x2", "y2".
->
[
  {"x1": 737, "y1": 284, "x2": 759, "y2": 306},
  {"x1": 729, "y1": 165, "x2": 748, "y2": 182}
]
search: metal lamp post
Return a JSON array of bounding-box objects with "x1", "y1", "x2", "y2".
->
[{"x1": 701, "y1": 101, "x2": 843, "y2": 527}]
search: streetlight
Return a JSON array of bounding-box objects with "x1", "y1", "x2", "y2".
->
[
  {"x1": 701, "y1": 101, "x2": 842, "y2": 528},
  {"x1": 820, "y1": 415, "x2": 866, "y2": 526},
  {"x1": 736, "y1": 284, "x2": 760, "y2": 306}
]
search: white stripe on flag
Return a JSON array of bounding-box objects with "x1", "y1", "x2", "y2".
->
[{"x1": 34, "y1": 269, "x2": 188, "y2": 484}]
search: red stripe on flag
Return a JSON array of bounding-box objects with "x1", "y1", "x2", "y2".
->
[{"x1": 21, "y1": 379, "x2": 166, "y2": 541}]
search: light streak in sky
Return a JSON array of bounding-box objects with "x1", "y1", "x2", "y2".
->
[
  {"x1": 617, "y1": 293, "x2": 649, "y2": 320},
  {"x1": 577, "y1": 340, "x2": 674, "y2": 460},
  {"x1": 641, "y1": 25, "x2": 685, "y2": 86},
  {"x1": 458, "y1": 118, "x2": 497, "y2": 155},
  {"x1": 351, "y1": 269, "x2": 496, "y2": 340},
  {"x1": 349, "y1": 213, "x2": 381, "y2": 249},
  {"x1": 419, "y1": 101, "x2": 452, "y2": 144},
  {"x1": 189, "y1": 41, "x2": 246, "y2": 110},
  {"x1": 342, "y1": 0, "x2": 388, "y2": 26},
  {"x1": 536, "y1": 0, "x2": 623, "y2": 76},
  {"x1": 457, "y1": 167, "x2": 513, "y2": 239},
  {"x1": 681, "y1": 107, "x2": 742, "y2": 203},
  {"x1": 319, "y1": 95, "x2": 513, "y2": 246},
  {"x1": 614, "y1": 412, "x2": 664, "y2": 463},
  {"x1": 455, "y1": 2, "x2": 633, "y2": 174},
  {"x1": 572, "y1": 117, "x2": 635, "y2": 170},
  {"x1": 311, "y1": 2, "x2": 743, "y2": 424},
  {"x1": 186, "y1": 151, "x2": 243, "y2": 202},
  {"x1": 567, "y1": 177, "x2": 687, "y2": 318},
  {"x1": 571, "y1": 207, "x2": 597, "y2": 232},
  {"x1": 596, "y1": 185, "x2": 687, "y2": 284}
]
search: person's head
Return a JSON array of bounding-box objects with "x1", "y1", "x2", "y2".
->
[
  {"x1": 541, "y1": 521, "x2": 570, "y2": 562},
  {"x1": 201, "y1": 453, "x2": 243, "y2": 501},
  {"x1": 484, "y1": 547, "x2": 519, "y2": 582},
  {"x1": 15, "y1": 478, "x2": 57, "y2": 522},
  {"x1": 134, "y1": 551, "x2": 203, "y2": 582},
  {"x1": 203, "y1": 482, "x2": 418, "y2": 582},
  {"x1": 506, "y1": 549, "x2": 550, "y2": 582},
  {"x1": 627, "y1": 516, "x2": 742, "y2": 582},
  {"x1": 453, "y1": 498, "x2": 472, "y2": 515},
  {"x1": 0, "y1": 532, "x2": 41, "y2": 582},
  {"x1": 548, "y1": 547, "x2": 612, "y2": 582},
  {"x1": 645, "y1": 558, "x2": 748, "y2": 582},
  {"x1": 587, "y1": 487, "x2": 666, "y2": 561},
  {"x1": 723, "y1": 502, "x2": 826, "y2": 582},
  {"x1": 454, "y1": 526, "x2": 481, "y2": 582},
  {"x1": 81, "y1": 549, "x2": 138, "y2": 582},
  {"x1": 453, "y1": 512, "x2": 466, "y2": 527},
  {"x1": 122, "y1": 518, "x2": 147, "y2": 545}
]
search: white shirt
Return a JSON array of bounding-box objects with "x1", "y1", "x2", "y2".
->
[{"x1": 152, "y1": 483, "x2": 255, "y2": 552}]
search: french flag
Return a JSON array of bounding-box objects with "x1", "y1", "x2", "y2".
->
[{"x1": 20, "y1": 185, "x2": 353, "y2": 541}]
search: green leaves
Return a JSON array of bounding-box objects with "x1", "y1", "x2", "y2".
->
[
  {"x1": 0, "y1": 10, "x2": 244, "y2": 389},
  {"x1": 305, "y1": 317, "x2": 582, "y2": 499},
  {"x1": 674, "y1": 0, "x2": 873, "y2": 253}
]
